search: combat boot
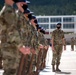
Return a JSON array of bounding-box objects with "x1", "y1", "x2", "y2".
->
[
  {"x1": 56, "y1": 64, "x2": 61, "y2": 72},
  {"x1": 52, "y1": 65, "x2": 55, "y2": 72}
]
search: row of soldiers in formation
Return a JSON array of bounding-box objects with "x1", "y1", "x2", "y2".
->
[
  {"x1": 64, "y1": 37, "x2": 76, "y2": 51},
  {"x1": 0, "y1": 0, "x2": 49, "y2": 75}
]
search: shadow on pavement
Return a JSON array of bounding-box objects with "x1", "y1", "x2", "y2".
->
[{"x1": 55, "y1": 71, "x2": 71, "y2": 74}]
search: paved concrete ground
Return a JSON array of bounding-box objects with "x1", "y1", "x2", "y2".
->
[
  {"x1": 39, "y1": 45, "x2": 76, "y2": 75},
  {"x1": 0, "y1": 45, "x2": 76, "y2": 75}
]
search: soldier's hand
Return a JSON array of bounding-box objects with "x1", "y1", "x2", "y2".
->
[
  {"x1": 39, "y1": 44, "x2": 44, "y2": 49},
  {"x1": 16, "y1": 2, "x2": 27, "y2": 12},
  {"x1": 31, "y1": 49, "x2": 36, "y2": 54},
  {"x1": 19, "y1": 46, "x2": 31, "y2": 55}
]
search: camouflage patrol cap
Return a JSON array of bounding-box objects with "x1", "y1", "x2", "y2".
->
[
  {"x1": 31, "y1": 16, "x2": 38, "y2": 23},
  {"x1": 31, "y1": 15, "x2": 36, "y2": 19},
  {"x1": 37, "y1": 26, "x2": 45, "y2": 34},
  {"x1": 28, "y1": 15, "x2": 36, "y2": 20},
  {"x1": 26, "y1": 0, "x2": 30, "y2": 4},
  {"x1": 23, "y1": 9, "x2": 33, "y2": 14},
  {"x1": 57, "y1": 23, "x2": 61, "y2": 25},
  {"x1": 13, "y1": 0, "x2": 30, "y2": 3},
  {"x1": 38, "y1": 26, "x2": 41, "y2": 29},
  {"x1": 15, "y1": 0, "x2": 30, "y2": 4}
]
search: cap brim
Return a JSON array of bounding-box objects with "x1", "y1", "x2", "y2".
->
[
  {"x1": 29, "y1": 11, "x2": 34, "y2": 14},
  {"x1": 26, "y1": 1, "x2": 30, "y2": 4}
]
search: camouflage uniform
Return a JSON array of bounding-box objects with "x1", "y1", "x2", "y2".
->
[
  {"x1": 52, "y1": 29, "x2": 64, "y2": 65},
  {"x1": 38, "y1": 32, "x2": 48, "y2": 46},
  {"x1": 17, "y1": 12, "x2": 39, "y2": 75},
  {"x1": 0, "y1": 29, "x2": 2, "y2": 69},
  {"x1": 28, "y1": 25, "x2": 38, "y2": 74},
  {"x1": 0, "y1": 4, "x2": 22, "y2": 75},
  {"x1": 71, "y1": 37, "x2": 74, "y2": 51},
  {"x1": 36, "y1": 31, "x2": 48, "y2": 73}
]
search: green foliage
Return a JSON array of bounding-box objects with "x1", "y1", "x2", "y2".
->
[
  {"x1": 0, "y1": 0, "x2": 76, "y2": 15},
  {"x1": 29, "y1": 0, "x2": 76, "y2": 15},
  {"x1": 0, "y1": 5, "x2": 2, "y2": 11}
]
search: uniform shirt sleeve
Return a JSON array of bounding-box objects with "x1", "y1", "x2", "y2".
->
[
  {"x1": 62, "y1": 30, "x2": 65, "y2": 39},
  {"x1": 51, "y1": 30, "x2": 55, "y2": 39}
]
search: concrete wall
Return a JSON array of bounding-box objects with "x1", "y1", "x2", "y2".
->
[{"x1": 44, "y1": 33, "x2": 76, "y2": 45}]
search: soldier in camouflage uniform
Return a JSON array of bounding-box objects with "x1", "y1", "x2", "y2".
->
[
  {"x1": 17, "y1": 12, "x2": 38, "y2": 75},
  {"x1": 29, "y1": 17, "x2": 39, "y2": 75},
  {"x1": 0, "y1": 22, "x2": 3, "y2": 69},
  {"x1": 51, "y1": 23, "x2": 66, "y2": 72},
  {"x1": 0, "y1": 5, "x2": 22, "y2": 75},
  {"x1": 0, "y1": 1, "x2": 28, "y2": 75},
  {"x1": 1, "y1": 1, "x2": 48, "y2": 75},
  {"x1": 28, "y1": 15, "x2": 48, "y2": 74},
  {"x1": 71, "y1": 37, "x2": 74, "y2": 51},
  {"x1": 0, "y1": 0, "x2": 30, "y2": 75},
  {"x1": 35, "y1": 26, "x2": 48, "y2": 75}
]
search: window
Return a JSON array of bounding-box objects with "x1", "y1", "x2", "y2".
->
[
  {"x1": 63, "y1": 17, "x2": 74, "y2": 22},
  {"x1": 37, "y1": 18, "x2": 49, "y2": 23},
  {"x1": 39, "y1": 24, "x2": 49, "y2": 29},
  {"x1": 50, "y1": 24, "x2": 56, "y2": 29},
  {"x1": 50, "y1": 18, "x2": 61, "y2": 22},
  {"x1": 63, "y1": 24, "x2": 74, "y2": 29}
]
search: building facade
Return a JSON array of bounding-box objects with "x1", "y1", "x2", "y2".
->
[{"x1": 36, "y1": 15, "x2": 76, "y2": 34}]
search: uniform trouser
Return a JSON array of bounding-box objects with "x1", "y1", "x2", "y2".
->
[
  {"x1": 1, "y1": 44, "x2": 21, "y2": 75},
  {"x1": 52, "y1": 45, "x2": 63, "y2": 65},
  {"x1": 3, "y1": 58, "x2": 19, "y2": 75},
  {"x1": 0, "y1": 49, "x2": 3, "y2": 69},
  {"x1": 17, "y1": 53, "x2": 36, "y2": 75},
  {"x1": 3, "y1": 55, "x2": 21, "y2": 75},
  {"x1": 71, "y1": 44, "x2": 74, "y2": 50}
]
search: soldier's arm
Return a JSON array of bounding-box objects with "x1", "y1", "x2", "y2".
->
[
  {"x1": 51, "y1": 31, "x2": 55, "y2": 51},
  {"x1": 62, "y1": 31, "x2": 66, "y2": 50},
  {"x1": 51, "y1": 37, "x2": 55, "y2": 51},
  {"x1": 62, "y1": 38, "x2": 66, "y2": 50}
]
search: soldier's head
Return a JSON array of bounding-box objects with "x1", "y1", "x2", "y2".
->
[
  {"x1": 37, "y1": 26, "x2": 45, "y2": 34},
  {"x1": 30, "y1": 15, "x2": 38, "y2": 24},
  {"x1": 30, "y1": 15, "x2": 38, "y2": 29},
  {"x1": 24, "y1": 9, "x2": 33, "y2": 20},
  {"x1": 22, "y1": 4, "x2": 28, "y2": 11},
  {"x1": 56, "y1": 23, "x2": 61, "y2": 29},
  {"x1": 38, "y1": 26, "x2": 41, "y2": 32},
  {"x1": 40, "y1": 28, "x2": 45, "y2": 34}
]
